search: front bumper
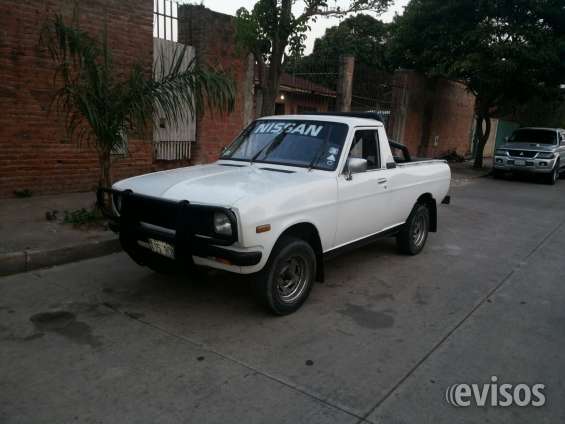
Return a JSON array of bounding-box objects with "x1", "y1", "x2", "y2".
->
[
  {"x1": 493, "y1": 156, "x2": 556, "y2": 174},
  {"x1": 97, "y1": 188, "x2": 261, "y2": 267}
]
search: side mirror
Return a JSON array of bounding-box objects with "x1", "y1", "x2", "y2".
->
[{"x1": 344, "y1": 158, "x2": 367, "y2": 180}]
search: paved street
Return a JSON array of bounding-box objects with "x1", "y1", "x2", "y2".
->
[{"x1": 2, "y1": 175, "x2": 565, "y2": 424}]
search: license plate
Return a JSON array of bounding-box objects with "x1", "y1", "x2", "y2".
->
[
  {"x1": 139, "y1": 239, "x2": 175, "y2": 259},
  {"x1": 515, "y1": 159, "x2": 526, "y2": 166}
]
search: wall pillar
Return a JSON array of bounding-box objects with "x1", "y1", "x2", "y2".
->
[{"x1": 336, "y1": 55, "x2": 355, "y2": 112}]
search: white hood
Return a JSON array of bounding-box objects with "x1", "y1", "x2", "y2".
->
[{"x1": 113, "y1": 162, "x2": 329, "y2": 207}]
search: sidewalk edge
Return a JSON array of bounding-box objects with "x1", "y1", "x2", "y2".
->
[{"x1": 0, "y1": 238, "x2": 121, "y2": 276}]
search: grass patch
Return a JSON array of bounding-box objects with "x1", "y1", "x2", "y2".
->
[
  {"x1": 63, "y1": 208, "x2": 103, "y2": 227},
  {"x1": 14, "y1": 189, "x2": 33, "y2": 198}
]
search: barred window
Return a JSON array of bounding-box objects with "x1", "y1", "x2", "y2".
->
[{"x1": 153, "y1": 0, "x2": 178, "y2": 42}]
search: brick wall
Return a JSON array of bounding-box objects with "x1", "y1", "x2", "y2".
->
[
  {"x1": 178, "y1": 5, "x2": 250, "y2": 164},
  {"x1": 0, "y1": 0, "x2": 156, "y2": 198},
  {"x1": 389, "y1": 70, "x2": 476, "y2": 158}
]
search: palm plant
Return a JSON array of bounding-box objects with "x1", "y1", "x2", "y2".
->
[{"x1": 41, "y1": 15, "x2": 236, "y2": 190}]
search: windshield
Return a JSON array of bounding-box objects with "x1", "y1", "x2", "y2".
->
[
  {"x1": 220, "y1": 120, "x2": 349, "y2": 170},
  {"x1": 509, "y1": 129, "x2": 557, "y2": 145}
]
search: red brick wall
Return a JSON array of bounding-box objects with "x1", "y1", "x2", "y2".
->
[
  {"x1": 426, "y1": 78, "x2": 476, "y2": 158},
  {"x1": 389, "y1": 70, "x2": 475, "y2": 158},
  {"x1": 178, "y1": 5, "x2": 249, "y2": 164},
  {"x1": 0, "y1": 0, "x2": 155, "y2": 198}
]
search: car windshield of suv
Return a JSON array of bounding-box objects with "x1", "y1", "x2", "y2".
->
[
  {"x1": 220, "y1": 120, "x2": 349, "y2": 170},
  {"x1": 509, "y1": 129, "x2": 557, "y2": 145}
]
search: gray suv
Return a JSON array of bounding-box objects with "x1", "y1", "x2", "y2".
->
[{"x1": 493, "y1": 127, "x2": 565, "y2": 185}]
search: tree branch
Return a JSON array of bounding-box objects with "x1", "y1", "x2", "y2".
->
[{"x1": 298, "y1": 0, "x2": 389, "y2": 24}]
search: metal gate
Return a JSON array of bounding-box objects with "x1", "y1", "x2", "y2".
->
[{"x1": 152, "y1": 38, "x2": 196, "y2": 161}]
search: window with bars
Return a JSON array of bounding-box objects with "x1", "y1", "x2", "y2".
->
[{"x1": 154, "y1": 0, "x2": 178, "y2": 42}]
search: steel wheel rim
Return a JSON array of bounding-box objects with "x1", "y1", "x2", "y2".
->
[
  {"x1": 411, "y1": 212, "x2": 427, "y2": 248},
  {"x1": 276, "y1": 255, "x2": 309, "y2": 303}
]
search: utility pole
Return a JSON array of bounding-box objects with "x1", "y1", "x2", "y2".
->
[{"x1": 336, "y1": 55, "x2": 355, "y2": 112}]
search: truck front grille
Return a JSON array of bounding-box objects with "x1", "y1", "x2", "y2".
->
[{"x1": 508, "y1": 150, "x2": 537, "y2": 158}]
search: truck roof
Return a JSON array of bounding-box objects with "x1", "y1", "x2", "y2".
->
[{"x1": 258, "y1": 114, "x2": 384, "y2": 128}]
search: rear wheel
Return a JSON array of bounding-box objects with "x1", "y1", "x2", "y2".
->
[
  {"x1": 254, "y1": 236, "x2": 316, "y2": 315},
  {"x1": 397, "y1": 203, "x2": 430, "y2": 255}
]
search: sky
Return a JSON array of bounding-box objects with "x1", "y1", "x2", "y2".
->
[{"x1": 196, "y1": 0, "x2": 410, "y2": 54}]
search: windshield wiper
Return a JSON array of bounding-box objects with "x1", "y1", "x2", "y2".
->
[
  {"x1": 250, "y1": 130, "x2": 290, "y2": 165},
  {"x1": 221, "y1": 126, "x2": 254, "y2": 159}
]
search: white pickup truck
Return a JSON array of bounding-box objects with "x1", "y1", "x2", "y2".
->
[{"x1": 99, "y1": 113, "x2": 451, "y2": 314}]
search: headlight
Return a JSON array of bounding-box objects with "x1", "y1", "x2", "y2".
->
[
  {"x1": 495, "y1": 149, "x2": 508, "y2": 156},
  {"x1": 213, "y1": 212, "x2": 232, "y2": 236},
  {"x1": 537, "y1": 152, "x2": 555, "y2": 159}
]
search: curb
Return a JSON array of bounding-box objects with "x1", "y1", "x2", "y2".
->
[{"x1": 0, "y1": 238, "x2": 122, "y2": 277}]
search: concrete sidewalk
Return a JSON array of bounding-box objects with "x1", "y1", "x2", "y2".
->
[
  {"x1": 449, "y1": 159, "x2": 492, "y2": 186},
  {"x1": 0, "y1": 192, "x2": 120, "y2": 276}
]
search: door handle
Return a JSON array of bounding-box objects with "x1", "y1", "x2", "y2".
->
[{"x1": 378, "y1": 178, "x2": 388, "y2": 184}]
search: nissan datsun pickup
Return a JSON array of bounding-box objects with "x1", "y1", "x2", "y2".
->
[{"x1": 99, "y1": 113, "x2": 451, "y2": 314}]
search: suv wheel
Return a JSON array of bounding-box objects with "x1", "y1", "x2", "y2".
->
[
  {"x1": 545, "y1": 161, "x2": 560, "y2": 185},
  {"x1": 397, "y1": 203, "x2": 430, "y2": 255},
  {"x1": 492, "y1": 169, "x2": 504, "y2": 179},
  {"x1": 254, "y1": 236, "x2": 316, "y2": 315}
]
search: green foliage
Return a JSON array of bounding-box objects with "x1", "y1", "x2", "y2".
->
[
  {"x1": 236, "y1": 1, "x2": 310, "y2": 63},
  {"x1": 389, "y1": 0, "x2": 565, "y2": 166},
  {"x1": 288, "y1": 14, "x2": 391, "y2": 97},
  {"x1": 14, "y1": 189, "x2": 33, "y2": 198},
  {"x1": 41, "y1": 14, "x2": 236, "y2": 187},
  {"x1": 516, "y1": 97, "x2": 565, "y2": 128},
  {"x1": 63, "y1": 208, "x2": 101, "y2": 226},
  {"x1": 389, "y1": 0, "x2": 565, "y2": 112},
  {"x1": 235, "y1": 0, "x2": 391, "y2": 115},
  {"x1": 302, "y1": 14, "x2": 390, "y2": 70},
  {"x1": 236, "y1": 0, "x2": 392, "y2": 62}
]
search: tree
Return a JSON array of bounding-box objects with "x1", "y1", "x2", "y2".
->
[
  {"x1": 297, "y1": 14, "x2": 390, "y2": 72},
  {"x1": 389, "y1": 0, "x2": 565, "y2": 168},
  {"x1": 289, "y1": 14, "x2": 391, "y2": 107},
  {"x1": 42, "y1": 15, "x2": 236, "y2": 190},
  {"x1": 235, "y1": 0, "x2": 391, "y2": 116}
]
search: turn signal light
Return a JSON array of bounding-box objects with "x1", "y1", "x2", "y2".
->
[{"x1": 256, "y1": 224, "x2": 271, "y2": 233}]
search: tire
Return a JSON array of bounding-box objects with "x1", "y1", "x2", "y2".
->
[
  {"x1": 396, "y1": 203, "x2": 430, "y2": 255},
  {"x1": 254, "y1": 236, "x2": 316, "y2": 315},
  {"x1": 544, "y1": 161, "x2": 560, "y2": 185},
  {"x1": 144, "y1": 255, "x2": 179, "y2": 275},
  {"x1": 492, "y1": 168, "x2": 504, "y2": 179}
]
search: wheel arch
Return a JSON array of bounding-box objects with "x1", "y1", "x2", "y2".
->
[
  {"x1": 276, "y1": 222, "x2": 325, "y2": 282},
  {"x1": 417, "y1": 193, "x2": 437, "y2": 232}
]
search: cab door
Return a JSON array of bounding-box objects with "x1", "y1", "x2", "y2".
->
[{"x1": 335, "y1": 129, "x2": 392, "y2": 247}]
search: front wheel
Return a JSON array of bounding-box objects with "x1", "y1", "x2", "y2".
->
[
  {"x1": 254, "y1": 236, "x2": 316, "y2": 315},
  {"x1": 397, "y1": 203, "x2": 430, "y2": 255},
  {"x1": 544, "y1": 161, "x2": 560, "y2": 185},
  {"x1": 492, "y1": 168, "x2": 505, "y2": 179}
]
